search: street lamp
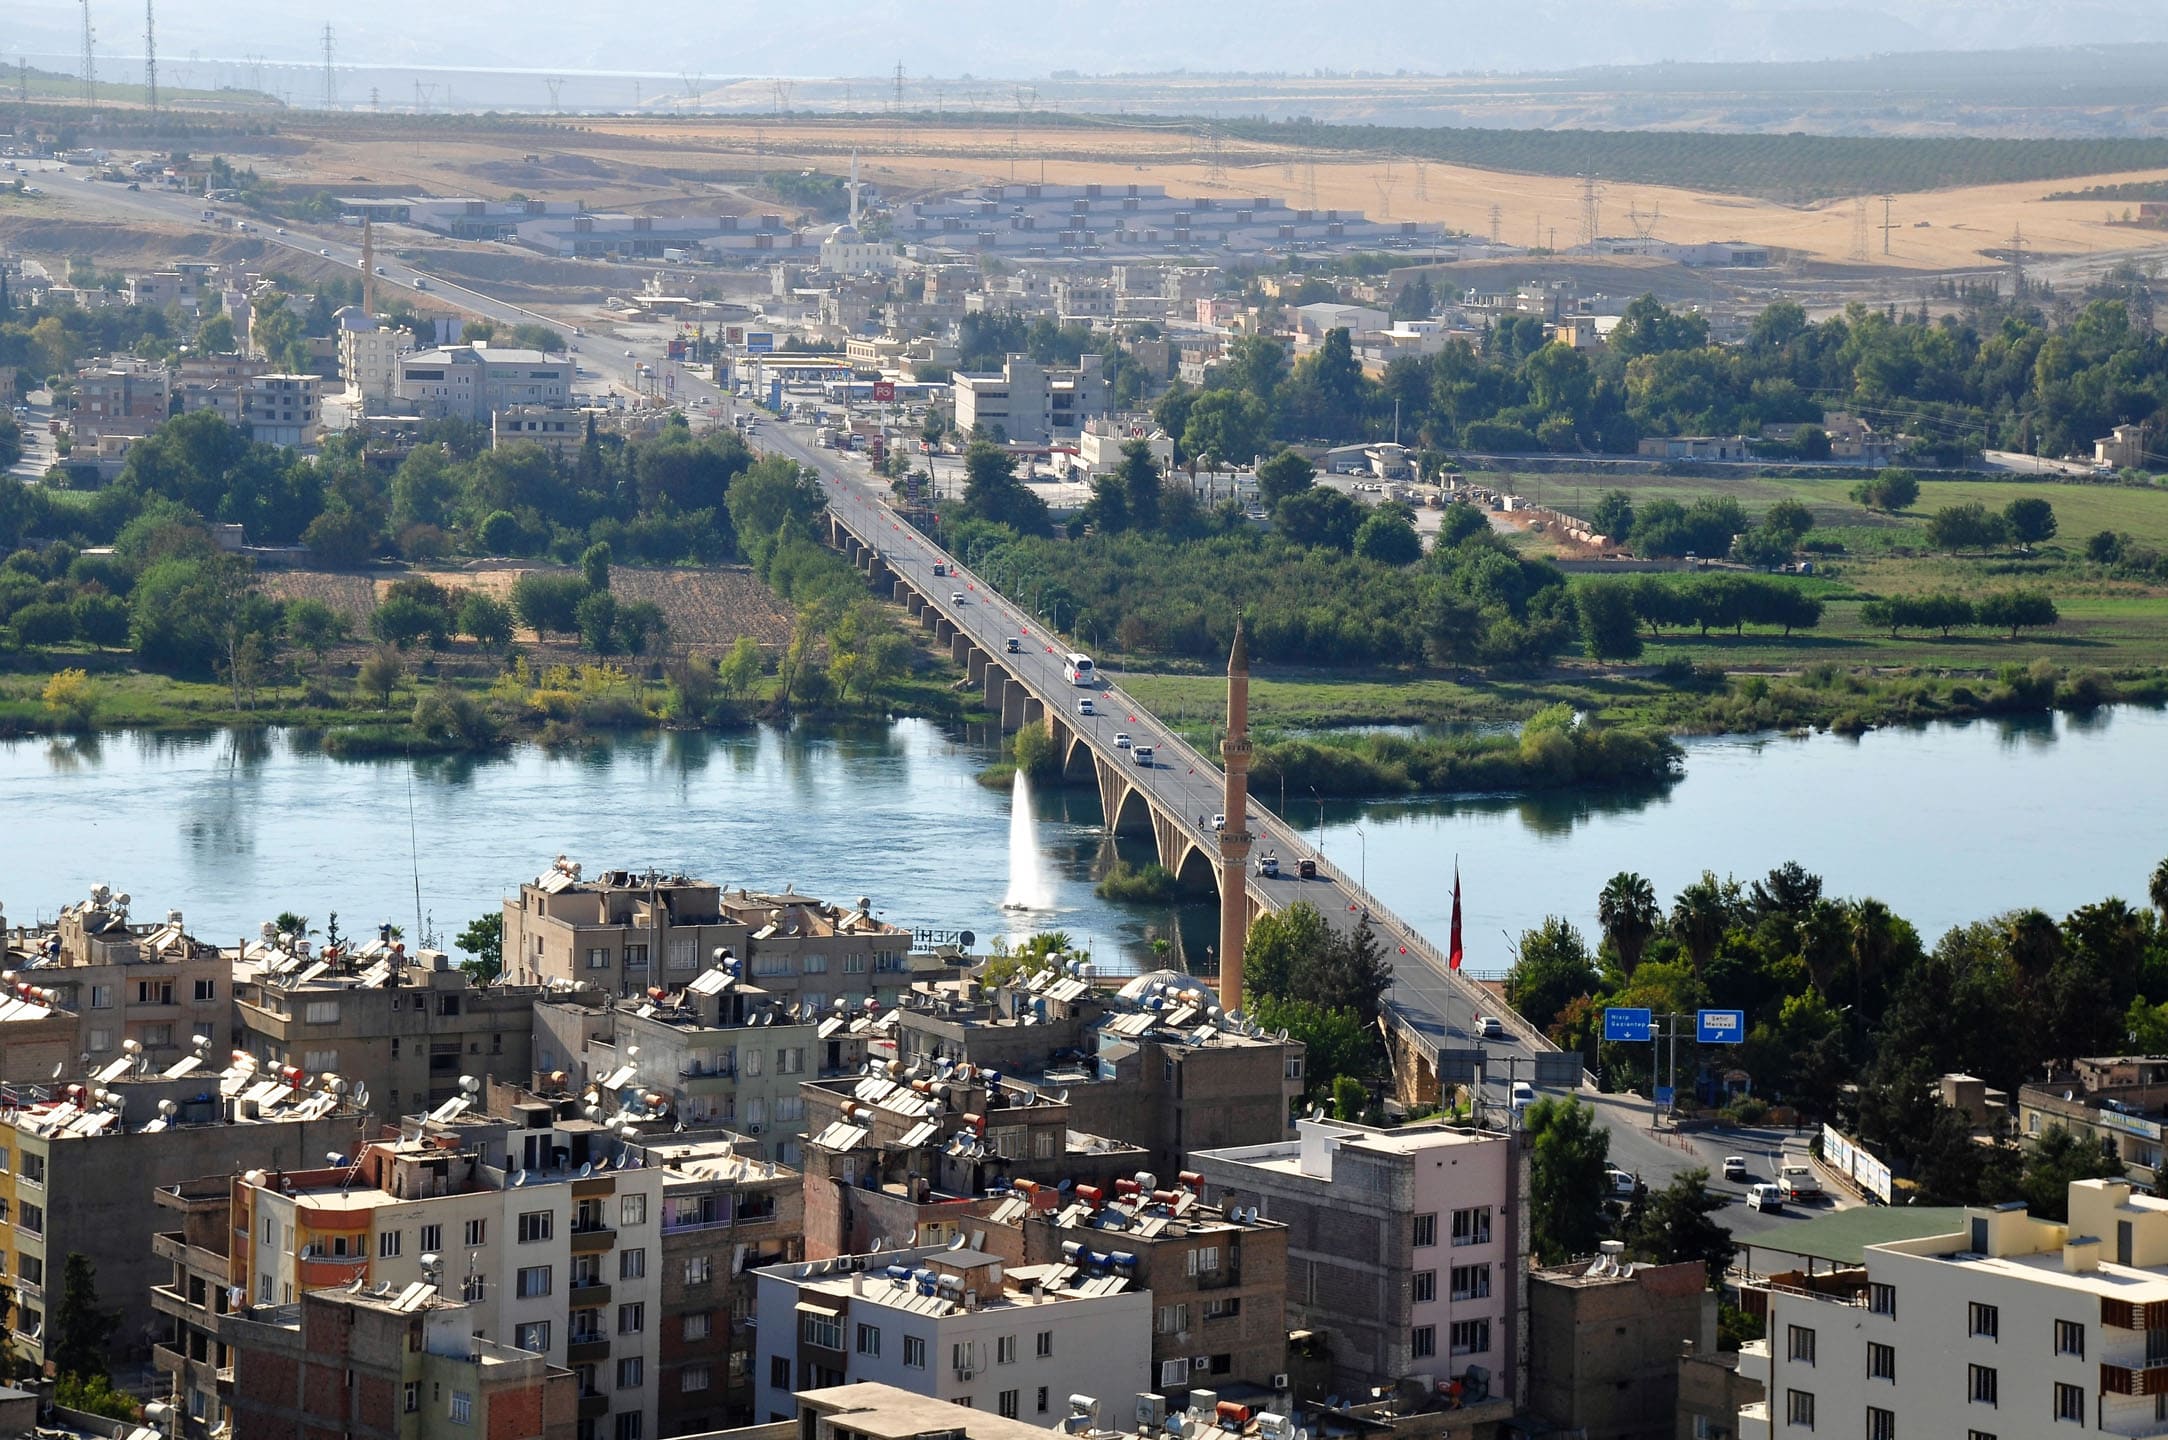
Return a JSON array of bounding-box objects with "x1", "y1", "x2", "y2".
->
[
  {"x1": 1308, "y1": 786, "x2": 1324, "y2": 855},
  {"x1": 1355, "y1": 828, "x2": 1367, "y2": 893}
]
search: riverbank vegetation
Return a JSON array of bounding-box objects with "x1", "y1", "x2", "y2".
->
[{"x1": 1506, "y1": 857, "x2": 2168, "y2": 1208}]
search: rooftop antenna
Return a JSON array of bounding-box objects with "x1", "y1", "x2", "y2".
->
[
  {"x1": 142, "y1": 0, "x2": 155, "y2": 118},
  {"x1": 320, "y1": 24, "x2": 334, "y2": 110},
  {"x1": 78, "y1": 0, "x2": 95, "y2": 108}
]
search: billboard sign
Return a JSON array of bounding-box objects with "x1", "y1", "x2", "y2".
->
[{"x1": 872, "y1": 380, "x2": 897, "y2": 402}]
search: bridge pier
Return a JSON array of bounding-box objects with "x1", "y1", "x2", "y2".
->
[
  {"x1": 985, "y1": 670, "x2": 1009, "y2": 723},
  {"x1": 966, "y1": 649, "x2": 991, "y2": 685},
  {"x1": 934, "y1": 618, "x2": 956, "y2": 647},
  {"x1": 951, "y1": 633, "x2": 975, "y2": 666},
  {"x1": 1001, "y1": 678, "x2": 1029, "y2": 730},
  {"x1": 843, "y1": 536, "x2": 863, "y2": 565},
  {"x1": 900, "y1": 586, "x2": 922, "y2": 615},
  {"x1": 1021, "y1": 695, "x2": 1043, "y2": 725}
]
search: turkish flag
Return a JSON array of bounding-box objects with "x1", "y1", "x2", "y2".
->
[{"x1": 1450, "y1": 864, "x2": 1464, "y2": 971}]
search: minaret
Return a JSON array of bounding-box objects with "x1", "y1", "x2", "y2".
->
[
  {"x1": 361, "y1": 218, "x2": 376, "y2": 315},
  {"x1": 848, "y1": 148, "x2": 862, "y2": 229},
  {"x1": 1217, "y1": 620, "x2": 1254, "y2": 1011}
]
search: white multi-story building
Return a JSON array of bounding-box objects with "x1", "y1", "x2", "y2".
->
[
  {"x1": 1743, "y1": 1178, "x2": 2168, "y2": 1440},
  {"x1": 241, "y1": 373, "x2": 321, "y2": 448},
  {"x1": 752, "y1": 1243, "x2": 1150, "y2": 1426},
  {"x1": 951, "y1": 355, "x2": 1110, "y2": 446},
  {"x1": 396, "y1": 344, "x2": 571, "y2": 422},
  {"x1": 336, "y1": 306, "x2": 403, "y2": 408}
]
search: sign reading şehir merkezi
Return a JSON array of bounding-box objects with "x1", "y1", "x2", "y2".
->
[{"x1": 1697, "y1": 1008, "x2": 1747, "y2": 1043}]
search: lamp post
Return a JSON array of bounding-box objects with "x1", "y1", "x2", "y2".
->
[
  {"x1": 1308, "y1": 786, "x2": 1324, "y2": 855},
  {"x1": 1355, "y1": 828, "x2": 1367, "y2": 894}
]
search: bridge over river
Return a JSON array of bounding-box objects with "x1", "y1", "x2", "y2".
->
[{"x1": 759, "y1": 422, "x2": 1583, "y2": 1106}]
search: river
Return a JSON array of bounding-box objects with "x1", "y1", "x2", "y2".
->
[{"x1": 2, "y1": 708, "x2": 2164, "y2": 974}]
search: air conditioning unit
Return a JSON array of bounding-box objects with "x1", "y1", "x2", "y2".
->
[{"x1": 748, "y1": 1123, "x2": 764, "y2": 1135}]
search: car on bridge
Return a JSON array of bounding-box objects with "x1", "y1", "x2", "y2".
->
[
  {"x1": 1131, "y1": 745, "x2": 1155, "y2": 765},
  {"x1": 1475, "y1": 1015, "x2": 1505, "y2": 1039},
  {"x1": 950, "y1": 591, "x2": 965, "y2": 604},
  {"x1": 1256, "y1": 853, "x2": 1280, "y2": 878},
  {"x1": 1113, "y1": 733, "x2": 1132, "y2": 749},
  {"x1": 1078, "y1": 697, "x2": 1096, "y2": 716},
  {"x1": 1210, "y1": 813, "x2": 1225, "y2": 830},
  {"x1": 1004, "y1": 636, "x2": 1021, "y2": 653}
]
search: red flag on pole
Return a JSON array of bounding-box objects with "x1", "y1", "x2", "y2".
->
[{"x1": 1449, "y1": 863, "x2": 1464, "y2": 971}]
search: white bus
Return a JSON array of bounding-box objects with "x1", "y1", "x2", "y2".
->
[{"x1": 1063, "y1": 652, "x2": 1096, "y2": 686}]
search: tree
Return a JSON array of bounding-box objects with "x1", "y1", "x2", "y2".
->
[
  {"x1": 1590, "y1": 490, "x2": 1635, "y2": 541},
  {"x1": 1575, "y1": 579, "x2": 1644, "y2": 661},
  {"x1": 581, "y1": 540, "x2": 614, "y2": 592},
  {"x1": 1597, "y1": 872, "x2": 1662, "y2": 973},
  {"x1": 41, "y1": 668, "x2": 96, "y2": 729},
  {"x1": 1437, "y1": 503, "x2": 1490, "y2": 547},
  {"x1": 357, "y1": 645, "x2": 403, "y2": 709},
  {"x1": 371, "y1": 593, "x2": 449, "y2": 650},
  {"x1": 1505, "y1": 917, "x2": 1600, "y2": 1032},
  {"x1": 1851, "y1": 469, "x2": 1920, "y2": 512},
  {"x1": 576, "y1": 590, "x2": 621, "y2": 653},
  {"x1": 457, "y1": 591, "x2": 514, "y2": 650},
  {"x1": 1762, "y1": 498, "x2": 1814, "y2": 542},
  {"x1": 1670, "y1": 871, "x2": 1737, "y2": 971},
  {"x1": 286, "y1": 598, "x2": 349, "y2": 657},
  {"x1": 303, "y1": 506, "x2": 378, "y2": 567},
  {"x1": 1255, "y1": 450, "x2": 1316, "y2": 509},
  {"x1": 49, "y1": 1251, "x2": 119, "y2": 1383},
  {"x1": 958, "y1": 440, "x2": 1053, "y2": 535},
  {"x1": 2088, "y1": 530, "x2": 2126, "y2": 565},
  {"x1": 512, "y1": 572, "x2": 589, "y2": 639},
  {"x1": 1926, "y1": 501, "x2": 2011, "y2": 552},
  {"x1": 1182, "y1": 389, "x2": 1269, "y2": 468},
  {"x1": 455, "y1": 912, "x2": 504, "y2": 985},
  {"x1": 1243, "y1": 901, "x2": 1335, "y2": 1003},
  {"x1": 2152, "y1": 856, "x2": 2168, "y2": 923},
  {"x1": 1249, "y1": 994, "x2": 1378, "y2": 1101},
  {"x1": 1628, "y1": 1169, "x2": 1734, "y2": 1286},
  {"x1": 1115, "y1": 440, "x2": 1164, "y2": 533},
  {"x1": 718, "y1": 635, "x2": 765, "y2": 700},
  {"x1": 1331, "y1": 1074, "x2": 1368, "y2": 1121},
  {"x1": 1355, "y1": 509, "x2": 1423, "y2": 565},
  {"x1": 1274, "y1": 486, "x2": 1364, "y2": 551},
  {"x1": 1525, "y1": 1096, "x2": 1611, "y2": 1263},
  {"x1": 1976, "y1": 588, "x2": 2059, "y2": 638},
  {"x1": 2003, "y1": 496, "x2": 2058, "y2": 549}
]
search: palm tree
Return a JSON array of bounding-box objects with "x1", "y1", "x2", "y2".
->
[
  {"x1": 1669, "y1": 871, "x2": 1733, "y2": 973},
  {"x1": 2151, "y1": 857, "x2": 2168, "y2": 924},
  {"x1": 1597, "y1": 872, "x2": 1661, "y2": 974}
]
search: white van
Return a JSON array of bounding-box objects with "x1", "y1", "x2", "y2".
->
[
  {"x1": 1509, "y1": 1081, "x2": 1536, "y2": 1114},
  {"x1": 1748, "y1": 1183, "x2": 1786, "y2": 1213}
]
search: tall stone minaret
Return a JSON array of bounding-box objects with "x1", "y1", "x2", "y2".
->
[{"x1": 1218, "y1": 620, "x2": 1253, "y2": 1011}]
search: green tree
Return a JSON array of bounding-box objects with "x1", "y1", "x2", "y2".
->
[
  {"x1": 1590, "y1": 490, "x2": 1634, "y2": 540},
  {"x1": 718, "y1": 635, "x2": 765, "y2": 700},
  {"x1": 1331, "y1": 1074, "x2": 1367, "y2": 1121},
  {"x1": 1243, "y1": 901, "x2": 1336, "y2": 1003},
  {"x1": 1628, "y1": 1169, "x2": 1734, "y2": 1286},
  {"x1": 1926, "y1": 501, "x2": 2011, "y2": 552},
  {"x1": 1762, "y1": 498, "x2": 1814, "y2": 542},
  {"x1": 1976, "y1": 589, "x2": 2060, "y2": 638},
  {"x1": 456, "y1": 591, "x2": 514, "y2": 649},
  {"x1": 1851, "y1": 469, "x2": 1920, "y2": 512},
  {"x1": 49, "y1": 1251, "x2": 119, "y2": 1384},
  {"x1": 1505, "y1": 917, "x2": 1600, "y2": 1032},
  {"x1": 1670, "y1": 871, "x2": 1738, "y2": 971},
  {"x1": 1115, "y1": 439, "x2": 1164, "y2": 533},
  {"x1": 1255, "y1": 450, "x2": 1316, "y2": 508},
  {"x1": 285, "y1": 598, "x2": 349, "y2": 657},
  {"x1": 371, "y1": 593, "x2": 449, "y2": 650},
  {"x1": 2152, "y1": 857, "x2": 2168, "y2": 923},
  {"x1": 357, "y1": 645, "x2": 403, "y2": 709},
  {"x1": 1274, "y1": 486, "x2": 1364, "y2": 551},
  {"x1": 958, "y1": 440, "x2": 1053, "y2": 535},
  {"x1": 1525, "y1": 1096, "x2": 1611, "y2": 1263},
  {"x1": 1249, "y1": 994, "x2": 1378, "y2": 1101},
  {"x1": 1597, "y1": 872, "x2": 1662, "y2": 973},
  {"x1": 455, "y1": 912, "x2": 504, "y2": 985},
  {"x1": 1354, "y1": 508, "x2": 1422, "y2": 565},
  {"x1": 581, "y1": 540, "x2": 614, "y2": 592},
  {"x1": 576, "y1": 590, "x2": 621, "y2": 653},
  {"x1": 512, "y1": 572, "x2": 589, "y2": 639},
  {"x1": 2020, "y1": 1125, "x2": 2124, "y2": 1220},
  {"x1": 2003, "y1": 496, "x2": 2058, "y2": 549},
  {"x1": 1575, "y1": 579, "x2": 1644, "y2": 662}
]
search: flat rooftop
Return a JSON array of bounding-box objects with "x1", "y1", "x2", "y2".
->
[{"x1": 1746, "y1": 1206, "x2": 1968, "y2": 1267}]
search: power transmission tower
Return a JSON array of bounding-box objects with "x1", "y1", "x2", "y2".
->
[
  {"x1": 890, "y1": 60, "x2": 905, "y2": 153},
  {"x1": 1879, "y1": 193, "x2": 1897, "y2": 256},
  {"x1": 2008, "y1": 224, "x2": 2027, "y2": 297},
  {"x1": 1577, "y1": 174, "x2": 1603, "y2": 253},
  {"x1": 1414, "y1": 160, "x2": 1428, "y2": 202},
  {"x1": 369, "y1": 85, "x2": 378, "y2": 110},
  {"x1": 1848, "y1": 196, "x2": 1869, "y2": 262},
  {"x1": 1488, "y1": 203, "x2": 1502, "y2": 246},
  {"x1": 143, "y1": 0, "x2": 155, "y2": 117},
  {"x1": 1628, "y1": 199, "x2": 1661, "y2": 244},
  {"x1": 1204, "y1": 126, "x2": 1226, "y2": 184},
  {"x1": 544, "y1": 77, "x2": 562, "y2": 113},
  {"x1": 1374, "y1": 162, "x2": 1395, "y2": 219},
  {"x1": 1303, "y1": 160, "x2": 1319, "y2": 212},
  {"x1": 79, "y1": 0, "x2": 95, "y2": 108},
  {"x1": 413, "y1": 80, "x2": 433, "y2": 113},
  {"x1": 320, "y1": 24, "x2": 334, "y2": 110}
]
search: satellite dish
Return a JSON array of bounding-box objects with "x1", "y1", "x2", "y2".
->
[
  {"x1": 948, "y1": 1234, "x2": 968, "y2": 1250},
  {"x1": 50, "y1": 1062, "x2": 63, "y2": 1079},
  {"x1": 577, "y1": 1162, "x2": 593, "y2": 1178},
  {"x1": 511, "y1": 1169, "x2": 528, "y2": 1187},
  {"x1": 353, "y1": 1084, "x2": 371, "y2": 1109},
  {"x1": 348, "y1": 1276, "x2": 367, "y2": 1294}
]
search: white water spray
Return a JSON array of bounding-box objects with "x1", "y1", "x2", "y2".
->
[{"x1": 1001, "y1": 768, "x2": 1056, "y2": 911}]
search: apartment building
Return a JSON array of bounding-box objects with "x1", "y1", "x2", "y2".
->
[
  {"x1": 951, "y1": 355, "x2": 1110, "y2": 445},
  {"x1": 223, "y1": 1283, "x2": 577, "y2": 1440},
  {"x1": 1741, "y1": 1178, "x2": 2168, "y2": 1440},
  {"x1": 0, "y1": 1066, "x2": 368, "y2": 1377},
  {"x1": 2020, "y1": 1054, "x2": 2168, "y2": 1187},
  {"x1": 888, "y1": 967, "x2": 1302, "y2": 1176},
  {"x1": 73, "y1": 357, "x2": 172, "y2": 441},
  {"x1": 1192, "y1": 1119, "x2": 1525, "y2": 1404},
  {"x1": 174, "y1": 352, "x2": 271, "y2": 425},
  {"x1": 981, "y1": 1173, "x2": 1289, "y2": 1402},
  {"x1": 785, "y1": 1383, "x2": 1097, "y2": 1440},
  {"x1": 1525, "y1": 1252, "x2": 1715, "y2": 1440},
  {"x1": 751, "y1": 1242, "x2": 1150, "y2": 1425},
  {"x1": 396, "y1": 344, "x2": 570, "y2": 422},
  {"x1": 152, "y1": 1175, "x2": 249, "y2": 1438},
  {"x1": 5, "y1": 887, "x2": 231, "y2": 1074},
  {"x1": 645, "y1": 1135, "x2": 803, "y2": 1431},
  {"x1": 796, "y1": 1063, "x2": 1147, "y2": 1261},
  {"x1": 0, "y1": 975, "x2": 79, "y2": 1085},
  {"x1": 242, "y1": 373, "x2": 322, "y2": 447},
  {"x1": 232, "y1": 933, "x2": 560, "y2": 1124},
  {"x1": 337, "y1": 306, "x2": 405, "y2": 408},
  {"x1": 495, "y1": 405, "x2": 592, "y2": 457},
  {"x1": 504, "y1": 861, "x2": 915, "y2": 1007}
]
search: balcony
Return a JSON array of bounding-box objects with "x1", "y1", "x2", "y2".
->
[
  {"x1": 568, "y1": 1280, "x2": 612, "y2": 1307},
  {"x1": 568, "y1": 1225, "x2": 617, "y2": 1255},
  {"x1": 568, "y1": 1335, "x2": 612, "y2": 1365},
  {"x1": 2104, "y1": 1361, "x2": 2168, "y2": 1397},
  {"x1": 1735, "y1": 1338, "x2": 1771, "y2": 1388},
  {"x1": 1737, "y1": 1399, "x2": 1770, "y2": 1440},
  {"x1": 578, "y1": 1391, "x2": 611, "y2": 1421}
]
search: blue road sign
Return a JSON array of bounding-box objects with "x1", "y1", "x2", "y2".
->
[
  {"x1": 1604, "y1": 1007, "x2": 1652, "y2": 1043},
  {"x1": 1655, "y1": 1085, "x2": 1676, "y2": 1111},
  {"x1": 1697, "y1": 1009, "x2": 1747, "y2": 1044}
]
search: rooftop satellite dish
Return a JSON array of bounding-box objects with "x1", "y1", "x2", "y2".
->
[
  {"x1": 50, "y1": 1062, "x2": 63, "y2": 1080},
  {"x1": 511, "y1": 1169, "x2": 528, "y2": 1187},
  {"x1": 948, "y1": 1234, "x2": 968, "y2": 1250},
  {"x1": 348, "y1": 1275, "x2": 367, "y2": 1294},
  {"x1": 577, "y1": 1161, "x2": 593, "y2": 1178}
]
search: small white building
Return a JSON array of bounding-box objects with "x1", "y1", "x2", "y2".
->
[
  {"x1": 753, "y1": 1243, "x2": 1151, "y2": 1426},
  {"x1": 396, "y1": 344, "x2": 571, "y2": 423},
  {"x1": 1292, "y1": 301, "x2": 1388, "y2": 338}
]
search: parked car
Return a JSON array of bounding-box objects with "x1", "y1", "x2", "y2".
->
[
  {"x1": 1605, "y1": 1167, "x2": 1638, "y2": 1198},
  {"x1": 1722, "y1": 1156, "x2": 1751, "y2": 1184},
  {"x1": 1748, "y1": 1183, "x2": 1786, "y2": 1213},
  {"x1": 1475, "y1": 1015, "x2": 1504, "y2": 1040}
]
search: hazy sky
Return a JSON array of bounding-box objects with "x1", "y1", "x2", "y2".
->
[{"x1": 17, "y1": 0, "x2": 2168, "y2": 79}]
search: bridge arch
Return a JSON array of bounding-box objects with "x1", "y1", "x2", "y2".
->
[{"x1": 1171, "y1": 840, "x2": 1220, "y2": 897}]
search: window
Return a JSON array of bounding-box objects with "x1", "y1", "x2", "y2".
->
[
  {"x1": 1204, "y1": 1297, "x2": 1241, "y2": 1320},
  {"x1": 1156, "y1": 1304, "x2": 1189, "y2": 1334},
  {"x1": 518, "y1": 1211, "x2": 552, "y2": 1244},
  {"x1": 1449, "y1": 1319, "x2": 1490, "y2": 1357},
  {"x1": 90, "y1": 984, "x2": 112, "y2": 1009},
  {"x1": 142, "y1": 1023, "x2": 174, "y2": 1048},
  {"x1": 1869, "y1": 1283, "x2": 1896, "y2": 1317},
  {"x1": 1450, "y1": 1264, "x2": 1491, "y2": 1301},
  {"x1": 1786, "y1": 1390, "x2": 1815, "y2": 1430},
  {"x1": 1412, "y1": 1213, "x2": 1437, "y2": 1248},
  {"x1": 997, "y1": 1335, "x2": 1017, "y2": 1364},
  {"x1": 999, "y1": 1391, "x2": 1020, "y2": 1419},
  {"x1": 1969, "y1": 1364, "x2": 1998, "y2": 1406},
  {"x1": 683, "y1": 1255, "x2": 711, "y2": 1285},
  {"x1": 449, "y1": 1390, "x2": 472, "y2": 1425},
  {"x1": 139, "y1": 979, "x2": 175, "y2": 1005},
  {"x1": 779, "y1": 1047, "x2": 804, "y2": 1075},
  {"x1": 1186, "y1": 1246, "x2": 1221, "y2": 1277},
  {"x1": 1412, "y1": 1325, "x2": 1436, "y2": 1359},
  {"x1": 1451, "y1": 1207, "x2": 1492, "y2": 1247},
  {"x1": 420, "y1": 1224, "x2": 442, "y2": 1253},
  {"x1": 1038, "y1": 1387, "x2": 1050, "y2": 1414},
  {"x1": 516, "y1": 1265, "x2": 552, "y2": 1299},
  {"x1": 801, "y1": 1309, "x2": 842, "y2": 1350},
  {"x1": 304, "y1": 1049, "x2": 338, "y2": 1072},
  {"x1": 613, "y1": 1415, "x2": 643, "y2": 1440},
  {"x1": 619, "y1": 1248, "x2": 647, "y2": 1281},
  {"x1": 302, "y1": 1000, "x2": 339, "y2": 1024},
  {"x1": 666, "y1": 938, "x2": 694, "y2": 970},
  {"x1": 1868, "y1": 1342, "x2": 1895, "y2": 1381},
  {"x1": 404, "y1": 1381, "x2": 419, "y2": 1413},
  {"x1": 618, "y1": 1302, "x2": 645, "y2": 1335},
  {"x1": 854, "y1": 1322, "x2": 882, "y2": 1356},
  {"x1": 616, "y1": 1357, "x2": 644, "y2": 1388},
  {"x1": 1866, "y1": 1407, "x2": 1894, "y2": 1440},
  {"x1": 464, "y1": 1219, "x2": 487, "y2": 1247},
  {"x1": 17, "y1": 1204, "x2": 38, "y2": 1237},
  {"x1": 1788, "y1": 1326, "x2": 1817, "y2": 1366},
  {"x1": 2054, "y1": 1383, "x2": 2084, "y2": 1423},
  {"x1": 194, "y1": 979, "x2": 216, "y2": 1002},
  {"x1": 682, "y1": 1312, "x2": 711, "y2": 1341},
  {"x1": 903, "y1": 1336, "x2": 927, "y2": 1369},
  {"x1": 586, "y1": 947, "x2": 611, "y2": 970},
  {"x1": 1036, "y1": 1330, "x2": 1052, "y2": 1357},
  {"x1": 1970, "y1": 1302, "x2": 1999, "y2": 1340},
  {"x1": 770, "y1": 1357, "x2": 791, "y2": 1390},
  {"x1": 21, "y1": 1154, "x2": 44, "y2": 1185},
  {"x1": 681, "y1": 1364, "x2": 711, "y2": 1393},
  {"x1": 379, "y1": 1230, "x2": 402, "y2": 1259},
  {"x1": 1966, "y1": 1432, "x2": 1997, "y2": 1440},
  {"x1": 462, "y1": 1273, "x2": 485, "y2": 1303},
  {"x1": 620, "y1": 1194, "x2": 647, "y2": 1226},
  {"x1": 2055, "y1": 1319, "x2": 2084, "y2": 1358},
  {"x1": 517, "y1": 1322, "x2": 550, "y2": 1353}
]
